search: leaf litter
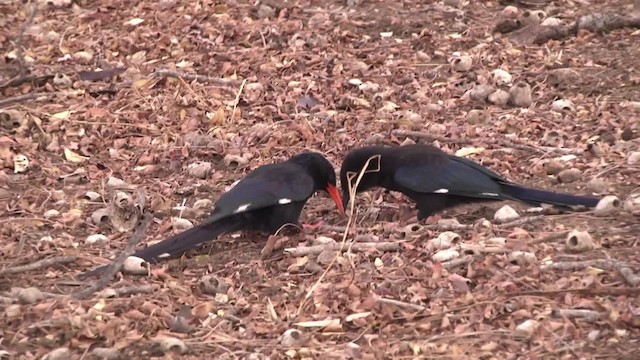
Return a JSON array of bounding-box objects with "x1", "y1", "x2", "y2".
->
[{"x1": 1, "y1": 0, "x2": 640, "y2": 358}]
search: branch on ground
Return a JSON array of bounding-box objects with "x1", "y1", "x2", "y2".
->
[
  {"x1": 285, "y1": 241, "x2": 400, "y2": 257},
  {"x1": 391, "y1": 130, "x2": 582, "y2": 155},
  {"x1": 0, "y1": 92, "x2": 51, "y2": 108},
  {"x1": 153, "y1": 69, "x2": 241, "y2": 87},
  {"x1": 13, "y1": 2, "x2": 38, "y2": 77},
  {"x1": 502, "y1": 11, "x2": 640, "y2": 45},
  {"x1": 73, "y1": 211, "x2": 154, "y2": 299},
  {"x1": 0, "y1": 256, "x2": 77, "y2": 276}
]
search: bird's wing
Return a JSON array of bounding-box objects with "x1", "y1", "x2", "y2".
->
[
  {"x1": 206, "y1": 163, "x2": 315, "y2": 222},
  {"x1": 393, "y1": 153, "x2": 506, "y2": 198}
]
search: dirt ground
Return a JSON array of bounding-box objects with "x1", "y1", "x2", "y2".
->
[{"x1": 1, "y1": 0, "x2": 640, "y2": 359}]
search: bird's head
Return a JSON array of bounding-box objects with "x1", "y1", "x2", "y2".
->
[
  {"x1": 289, "y1": 152, "x2": 344, "y2": 214},
  {"x1": 339, "y1": 147, "x2": 386, "y2": 209}
]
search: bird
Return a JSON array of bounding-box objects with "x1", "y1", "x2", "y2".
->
[
  {"x1": 339, "y1": 144, "x2": 600, "y2": 221},
  {"x1": 84, "y1": 152, "x2": 345, "y2": 275}
]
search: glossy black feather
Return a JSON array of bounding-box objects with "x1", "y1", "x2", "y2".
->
[
  {"x1": 134, "y1": 201, "x2": 308, "y2": 263},
  {"x1": 82, "y1": 152, "x2": 341, "y2": 277},
  {"x1": 340, "y1": 144, "x2": 600, "y2": 220}
]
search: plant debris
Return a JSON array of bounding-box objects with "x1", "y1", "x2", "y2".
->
[{"x1": 1, "y1": 0, "x2": 639, "y2": 358}]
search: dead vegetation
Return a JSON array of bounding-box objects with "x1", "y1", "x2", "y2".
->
[{"x1": 1, "y1": 0, "x2": 640, "y2": 358}]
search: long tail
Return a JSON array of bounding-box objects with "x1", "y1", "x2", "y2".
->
[
  {"x1": 501, "y1": 183, "x2": 600, "y2": 208},
  {"x1": 79, "y1": 218, "x2": 240, "y2": 279},
  {"x1": 132, "y1": 218, "x2": 241, "y2": 263}
]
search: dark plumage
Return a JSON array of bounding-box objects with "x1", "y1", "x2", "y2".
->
[
  {"x1": 85, "y1": 152, "x2": 344, "y2": 275},
  {"x1": 340, "y1": 144, "x2": 600, "y2": 220}
]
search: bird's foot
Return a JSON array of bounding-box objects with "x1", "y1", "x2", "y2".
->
[{"x1": 302, "y1": 220, "x2": 326, "y2": 230}]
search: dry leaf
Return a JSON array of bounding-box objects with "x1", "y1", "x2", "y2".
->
[{"x1": 64, "y1": 148, "x2": 89, "y2": 163}]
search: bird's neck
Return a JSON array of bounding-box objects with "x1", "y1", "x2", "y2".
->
[{"x1": 365, "y1": 148, "x2": 398, "y2": 191}]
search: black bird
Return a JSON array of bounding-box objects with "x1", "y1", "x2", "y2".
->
[
  {"x1": 89, "y1": 152, "x2": 344, "y2": 273},
  {"x1": 340, "y1": 144, "x2": 600, "y2": 220}
]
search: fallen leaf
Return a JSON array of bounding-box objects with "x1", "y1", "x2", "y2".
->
[
  {"x1": 64, "y1": 148, "x2": 89, "y2": 163},
  {"x1": 126, "y1": 18, "x2": 144, "y2": 26}
]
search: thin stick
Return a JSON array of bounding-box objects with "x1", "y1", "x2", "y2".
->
[
  {"x1": 0, "y1": 92, "x2": 50, "y2": 108},
  {"x1": 73, "y1": 212, "x2": 153, "y2": 299},
  {"x1": 101, "y1": 284, "x2": 156, "y2": 297},
  {"x1": 14, "y1": 1, "x2": 38, "y2": 76},
  {"x1": 285, "y1": 242, "x2": 400, "y2": 257},
  {"x1": 153, "y1": 69, "x2": 240, "y2": 87},
  {"x1": 392, "y1": 129, "x2": 582, "y2": 155},
  {"x1": 296, "y1": 155, "x2": 381, "y2": 316},
  {"x1": 231, "y1": 79, "x2": 247, "y2": 121},
  {"x1": 375, "y1": 295, "x2": 426, "y2": 311},
  {"x1": 0, "y1": 256, "x2": 76, "y2": 276}
]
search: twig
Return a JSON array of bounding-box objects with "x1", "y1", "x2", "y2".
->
[
  {"x1": 0, "y1": 74, "x2": 54, "y2": 90},
  {"x1": 497, "y1": 215, "x2": 546, "y2": 228},
  {"x1": 375, "y1": 295, "x2": 426, "y2": 311},
  {"x1": 391, "y1": 130, "x2": 473, "y2": 145},
  {"x1": 507, "y1": 12, "x2": 640, "y2": 45},
  {"x1": 614, "y1": 264, "x2": 640, "y2": 287},
  {"x1": 391, "y1": 130, "x2": 582, "y2": 155},
  {"x1": 153, "y1": 69, "x2": 241, "y2": 87},
  {"x1": 231, "y1": 79, "x2": 247, "y2": 121},
  {"x1": 528, "y1": 231, "x2": 569, "y2": 245},
  {"x1": 0, "y1": 296, "x2": 15, "y2": 304},
  {"x1": 0, "y1": 256, "x2": 76, "y2": 276},
  {"x1": 551, "y1": 308, "x2": 604, "y2": 322},
  {"x1": 459, "y1": 244, "x2": 509, "y2": 254},
  {"x1": 323, "y1": 214, "x2": 543, "y2": 236},
  {"x1": 0, "y1": 92, "x2": 50, "y2": 108},
  {"x1": 295, "y1": 155, "x2": 381, "y2": 316},
  {"x1": 441, "y1": 255, "x2": 475, "y2": 270},
  {"x1": 540, "y1": 259, "x2": 627, "y2": 272},
  {"x1": 285, "y1": 242, "x2": 400, "y2": 257},
  {"x1": 73, "y1": 212, "x2": 153, "y2": 299},
  {"x1": 14, "y1": 1, "x2": 38, "y2": 76},
  {"x1": 98, "y1": 284, "x2": 156, "y2": 297},
  {"x1": 318, "y1": 224, "x2": 362, "y2": 233},
  {"x1": 510, "y1": 287, "x2": 640, "y2": 297}
]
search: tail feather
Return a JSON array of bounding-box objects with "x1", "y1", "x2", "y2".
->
[
  {"x1": 501, "y1": 184, "x2": 600, "y2": 208},
  {"x1": 134, "y1": 219, "x2": 241, "y2": 263},
  {"x1": 79, "y1": 218, "x2": 240, "y2": 279}
]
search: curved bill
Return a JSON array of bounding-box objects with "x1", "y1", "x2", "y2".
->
[{"x1": 325, "y1": 184, "x2": 345, "y2": 215}]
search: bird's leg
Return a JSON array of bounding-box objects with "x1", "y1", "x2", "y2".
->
[
  {"x1": 274, "y1": 222, "x2": 303, "y2": 236},
  {"x1": 302, "y1": 219, "x2": 326, "y2": 230}
]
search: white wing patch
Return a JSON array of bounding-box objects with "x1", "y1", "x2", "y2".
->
[
  {"x1": 480, "y1": 192, "x2": 500, "y2": 197},
  {"x1": 278, "y1": 198, "x2": 292, "y2": 205},
  {"x1": 157, "y1": 253, "x2": 171, "y2": 259},
  {"x1": 233, "y1": 203, "x2": 252, "y2": 214},
  {"x1": 433, "y1": 188, "x2": 449, "y2": 194}
]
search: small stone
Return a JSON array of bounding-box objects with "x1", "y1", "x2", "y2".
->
[
  {"x1": 501, "y1": 6, "x2": 520, "y2": 18},
  {"x1": 451, "y1": 55, "x2": 473, "y2": 72},
  {"x1": 557, "y1": 168, "x2": 582, "y2": 183},
  {"x1": 541, "y1": 17, "x2": 562, "y2": 26},
  {"x1": 552, "y1": 99, "x2": 575, "y2": 112},
  {"x1": 586, "y1": 178, "x2": 609, "y2": 194},
  {"x1": 488, "y1": 89, "x2": 510, "y2": 106},
  {"x1": 469, "y1": 84, "x2": 495, "y2": 102},
  {"x1": 627, "y1": 152, "x2": 640, "y2": 165},
  {"x1": 509, "y1": 82, "x2": 532, "y2": 107},
  {"x1": 494, "y1": 205, "x2": 519, "y2": 223},
  {"x1": 544, "y1": 159, "x2": 566, "y2": 175},
  {"x1": 466, "y1": 109, "x2": 489, "y2": 124},
  {"x1": 17, "y1": 287, "x2": 44, "y2": 304},
  {"x1": 280, "y1": 329, "x2": 305, "y2": 347},
  {"x1": 256, "y1": 4, "x2": 275, "y2": 19},
  {"x1": 492, "y1": 69, "x2": 512, "y2": 86},
  {"x1": 521, "y1": 10, "x2": 545, "y2": 27}
]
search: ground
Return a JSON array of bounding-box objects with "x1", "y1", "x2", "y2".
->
[{"x1": 1, "y1": 0, "x2": 640, "y2": 359}]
